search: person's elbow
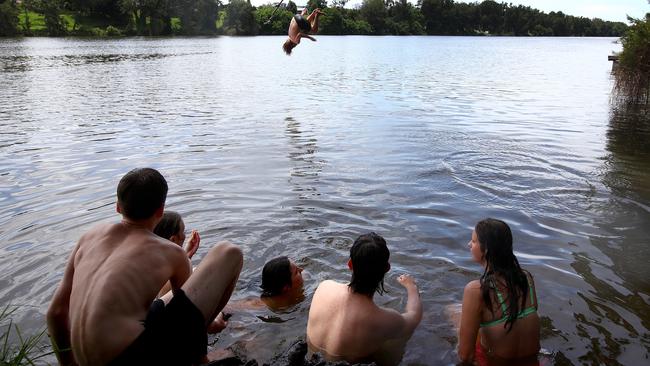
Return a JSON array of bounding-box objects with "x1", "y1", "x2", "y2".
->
[
  {"x1": 457, "y1": 344, "x2": 475, "y2": 365},
  {"x1": 46, "y1": 297, "x2": 68, "y2": 326},
  {"x1": 458, "y1": 351, "x2": 474, "y2": 364}
]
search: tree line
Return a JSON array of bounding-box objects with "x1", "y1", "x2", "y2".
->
[{"x1": 0, "y1": 0, "x2": 629, "y2": 37}]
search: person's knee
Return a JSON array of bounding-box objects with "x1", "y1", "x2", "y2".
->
[{"x1": 207, "y1": 241, "x2": 243, "y2": 268}]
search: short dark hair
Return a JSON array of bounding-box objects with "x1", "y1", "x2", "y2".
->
[
  {"x1": 117, "y1": 168, "x2": 168, "y2": 220},
  {"x1": 349, "y1": 232, "x2": 390, "y2": 296},
  {"x1": 153, "y1": 211, "x2": 183, "y2": 240},
  {"x1": 261, "y1": 256, "x2": 292, "y2": 297}
]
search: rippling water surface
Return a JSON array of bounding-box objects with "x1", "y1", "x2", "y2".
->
[{"x1": 1, "y1": 36, "x2": 648, "y2": 365}]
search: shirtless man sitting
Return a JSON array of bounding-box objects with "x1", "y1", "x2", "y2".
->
[
  {"x1": 46, "y1": 168, "x2": 243, "y2": 365},
  {"x1": 306, "y1": 232, "x2": 422, "y2": 365}
]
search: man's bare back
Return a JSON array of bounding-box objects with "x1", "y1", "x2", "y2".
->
[
  {"x1": 307, "y1": 277, "x2": 421, "y2": 364},
  {"x1": 66, "y1": 222, "x2": 190, "y2": 364},
  {"x1": 307, "y1": 280, "x2": 396, "y2": 362},
  {"x1": 306, "y1": 233, "x2": 421, "y2": 365},
  {"x1": 47, "y1": 168, "x2": 243, "y2": 366}
]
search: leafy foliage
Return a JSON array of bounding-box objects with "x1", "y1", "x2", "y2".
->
[
  {"x1": 614, "y1": 13, "x2": 650, "y2": 104},
  {"x1": 0, "y1": 0, "x2": 632, "y2": 39},
  {"x1": 0, "y1": 305, "x2": 54, "y2": 366},
  {"x1": 0, "y1": 0, "x2": 19, "y2": 36},
  {"x1": 223, "y1": 0, "x2": 257, "y2": 35}
]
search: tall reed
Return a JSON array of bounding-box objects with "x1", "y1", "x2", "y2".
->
[{"x1": 0, "y1": 305, "x2": 54, "y2": 366}]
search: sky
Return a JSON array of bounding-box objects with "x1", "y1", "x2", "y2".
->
[{"x1": 247, "y1": 0, "x2": 649, "y2": 23}]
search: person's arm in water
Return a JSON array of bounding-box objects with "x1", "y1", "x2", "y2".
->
[
  {"x1": 458, "y1": 280, "x2": 482, "y2": 364},
  {"x1": 47, "y1": 242, "x2": 80, "y2": 366},
  {"x1": 379, "y1": 274, "x2": 423, "y2": 341},
  {"x1": 396, "y1": 274, "x2": 423, "y2": 336}
]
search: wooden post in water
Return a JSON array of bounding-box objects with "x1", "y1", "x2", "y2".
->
[{"x1": 608, "y1": 54, "x2": 620, "y2": 70}]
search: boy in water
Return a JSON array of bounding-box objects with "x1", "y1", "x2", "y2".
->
[
  {"x1": 283, "y1": 8, "x2": 324, "y2": 55},
  {"x1": 306, "y1": 232, "x2": 422, "y2": 365},
  {"x1": 46, "y1": 168, "x2": 243, "y2": 365}
]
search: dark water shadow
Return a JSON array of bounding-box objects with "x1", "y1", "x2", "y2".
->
[
  {"x1": 604, "y1": 104, "x2": 650, "y2": 202},
  {"x1": 0, "y1": 51, "x2": 215, "y2": 73},
  {"x1": 568, "y1": 103, "x2": 650, "y2": 364}
]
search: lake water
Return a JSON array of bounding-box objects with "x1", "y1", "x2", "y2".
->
[{"x1": 1, "y1": 36, "x2": 648, "y2": 365}]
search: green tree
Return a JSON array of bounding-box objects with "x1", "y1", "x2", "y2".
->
[
  {"x1": 0, "y1": 0, "x2": 19, "y2": 36},
  {"x1": 68, "y1": 0, "x2": 128, "y2": 24},
  {"x1": 319, "y1": 6, "x2": 344, "y2": 34},
  {"x1": 419, "y1": 0, "x2": 455, "y2": 35},
  {"x1": 287, "y1": 0, "x2": 297, "y2": 14},
  {"x1": 255, "y1": 4, "x2": 292, "y2": 35},
  {"x1": 614, "y1": 13, "x2": 650, "y2": 104},
  {"x1": 477, "y1": 0, "x2": 503, "y2": 34},
  {"x1": 174, "y1": 0, "x2": 220, "y2": 35},
  {"x1": 307, "y1": 0, "x2": 327, "y2": 11},
  {"x1": 360, "y1": 0, "x2": 387, "y2": 34},
  {"x1": 223, "y1": 0, "x2": 257, "y2": 35},
  {"x1": 32, "y1": 0, "x2": 67, "y2": 36},
  {"x1": 387, "y1": 0, "x2": 424, "y2": 35}
]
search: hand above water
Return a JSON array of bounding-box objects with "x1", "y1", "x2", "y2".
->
[
  {"x1": 397, "y1": 274, "x2": 418, "y2": 290},
  {"x1": 185, "y1": 230, "x2": 200, "y2": 259}
]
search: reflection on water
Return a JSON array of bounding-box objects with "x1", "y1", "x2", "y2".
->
[
  {"x1": 0, "y1": 37, "x2": 649, "y2": 365},
  {"x1": 605, "y1": 104, "x2": 650, "y2": 201}
]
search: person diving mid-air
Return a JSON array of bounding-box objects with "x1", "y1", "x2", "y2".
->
[{"x1": 283, "y1": 8, "x2": 324, "y2": 55}]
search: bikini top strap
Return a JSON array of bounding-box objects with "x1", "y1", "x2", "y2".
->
[
  {"x1": 525, "y1": 270, "x2": 537, "y2": 310},
  {"x1": 490, "y1": 278, "x2": 509, "y2": 315}
]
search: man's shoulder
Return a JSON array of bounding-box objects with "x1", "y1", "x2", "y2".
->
[
  {"x1": 316, "y1": 279, "x2": 346, "y2": 291},
  {"x1": 79, "y1": 221, "x2": 116, "y2": 239}
]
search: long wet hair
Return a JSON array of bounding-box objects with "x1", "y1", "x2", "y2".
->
[
  {"x1": 153, "y1": 211, "x2": 183, "y2": 240},
  {"x1": 349, "y1": 232, "x2": 390, "y2": 296},
  {"x1": 283, "y1": 39, "x2": 297, "y2": 55},
  {"x1": 476, "y1": 218, "x2": 529, "y2": 332},
  {"x1": 261, "y1": 256, "x2": 292, "y2": 297}
]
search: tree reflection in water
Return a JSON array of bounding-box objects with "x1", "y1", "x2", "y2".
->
[{"x1": 567, "y1": 103, "x2": 650, "y2": 365}]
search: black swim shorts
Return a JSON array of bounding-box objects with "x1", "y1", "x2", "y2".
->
[
  {"x1": 294, "y1": 14, "x2": 312, "y2": 33},
  {"x1": 108, "y1": 288, "x2": 207, "y2": 366}
]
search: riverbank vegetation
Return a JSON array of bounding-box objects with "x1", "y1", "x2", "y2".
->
[
  {"x1": 0, "y1": 305, "x2": 52, "y2": 365},
  {"x1": 613, "y1": 12, "x2": 650, "y2": 106},
  {"x1": 0, "y1": 0, "x2": 628, "y2": 37}
]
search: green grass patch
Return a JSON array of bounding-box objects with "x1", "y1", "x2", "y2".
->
[
  {"x1": 17, "y1": 10, "x2": 46, "y2": 32},
  {"x1": 171, "y1": 17, "x2": 182, "y2": 33},
  {"x1": 0, "y1": 305, "x2": 54, "y2": 365}
]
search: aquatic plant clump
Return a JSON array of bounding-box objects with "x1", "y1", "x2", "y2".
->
[
  {"x1": 0, "y1": 305, "x2": 54, "y2": 366},
  {"x1": 613, "y1": 14, "x2": 650, "y2": 105}
]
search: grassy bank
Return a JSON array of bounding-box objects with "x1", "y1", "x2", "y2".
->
[
  {"x1": 613, "y1": 14, "x2": 650, "y2": 106},
  {"x1": 0, "y1": 305, "x2": 53, "y2": 365}
]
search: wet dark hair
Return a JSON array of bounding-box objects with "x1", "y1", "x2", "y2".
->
[
  {"x1": 283, "y1": 39, "x2": 297, "y2": 55},
  {"x1": 117, "y1": 168, "x2": 168, "y2": 220},
  {"x1": 476, "y1": 218, "x2": 529, "y2": 332},
  {"x1": 261, "y1": 256, "x2": 292, "y2": 297},
  {"x1": 349, "y1": 232, "x2": 390, "y2": 296},
  {"x1": 153, "y1": 211, "x2": 183, "y2": 240}
]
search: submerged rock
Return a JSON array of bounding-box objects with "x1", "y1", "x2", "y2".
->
[{"x1": 207, "y1": 339, "x2": 376, "y2": 366}]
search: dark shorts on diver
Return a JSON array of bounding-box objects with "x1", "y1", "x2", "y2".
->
[{"x1": 294, "y1": 14, "x2": 312, "y2": 33}]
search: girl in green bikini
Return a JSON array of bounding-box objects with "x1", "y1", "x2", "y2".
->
[{"x1": 458, "y1": 218, "x2": 540, "y2": 365}]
